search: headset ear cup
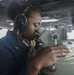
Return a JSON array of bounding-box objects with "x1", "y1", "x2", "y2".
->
[{"x1": 14, "y1": 14, "x2": 28, "y2": 33}]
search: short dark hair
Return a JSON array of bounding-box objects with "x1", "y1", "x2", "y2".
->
[{"x1": 6, "y1": 1, "x2": 41, "y2": 21}]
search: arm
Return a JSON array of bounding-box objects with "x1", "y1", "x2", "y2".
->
[
  {"x1": 26, "y1": 45, "x2": 71, "y2": 75},
  {"x1": 0, "y1": 45, "x2": 29, "y2": 75}
]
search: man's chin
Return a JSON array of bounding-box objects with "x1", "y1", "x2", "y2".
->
[
  {"x1": 28, "y1": 37, "x2": 35, "y2": 41},
  {"x1": 30, "y1": 37, "x2": 35, "y2": 40}
]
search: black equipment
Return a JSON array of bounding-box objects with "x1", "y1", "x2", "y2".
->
[{"x1": 14, "y1": 6, "x2": 30, "y2": 33}]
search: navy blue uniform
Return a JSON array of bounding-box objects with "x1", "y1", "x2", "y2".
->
[{"x1": 0, "y1": 31, "x2": 30, "y2": 75}]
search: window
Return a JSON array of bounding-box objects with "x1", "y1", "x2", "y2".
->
[{"x1": 0, "y1": 29, "x2": 8, "y2": 38}]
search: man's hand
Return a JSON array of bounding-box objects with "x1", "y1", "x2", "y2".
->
[{"x1": 27, "y1": 45, "x2": 71, "y2": 75}]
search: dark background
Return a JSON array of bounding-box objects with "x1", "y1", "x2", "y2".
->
[{"x1": 0, "y1": 0, "x2": 74, "y2": 29}]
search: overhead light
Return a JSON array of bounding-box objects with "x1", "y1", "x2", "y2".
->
[
  {"x1": 42, "y1": 19, "x2": 59, "y2": 23},
  {"x1": 6, "y1": 20, "x2": 13, "y2": 23},
  {"x1": 42, "y1": 16, "x2": 49, "y2": 19},
  {"x1": 9, "y1": 23, "x2": 14, "y2": 26}
]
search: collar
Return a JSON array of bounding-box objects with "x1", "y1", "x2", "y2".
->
[{"x1": 5, "y1": 30, "x2": 31, "y2": 48}]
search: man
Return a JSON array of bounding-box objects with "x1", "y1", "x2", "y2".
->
[{"x1": 0, "y1": 1, "x2": 70, "y2": 75}]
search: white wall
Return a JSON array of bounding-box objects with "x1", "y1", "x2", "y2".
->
[{"x1": 0, "y1": 29, "x2": 8, "y2": 38}]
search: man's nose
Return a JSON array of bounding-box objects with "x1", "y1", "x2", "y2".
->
[
  {"x1": 36, "y1": 25, "x2": 41, "y2": 31},
  {"x1": 35, "y1": 26, "x2": 40, "y2": 32}
]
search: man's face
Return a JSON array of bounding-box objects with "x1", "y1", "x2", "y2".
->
[{"x1": 22, "y1": 12, "x2": 42, "y2": 40}]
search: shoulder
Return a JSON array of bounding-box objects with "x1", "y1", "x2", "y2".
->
[{"x1": 0, "y1": 31, "x2": 17, "y2": 57}]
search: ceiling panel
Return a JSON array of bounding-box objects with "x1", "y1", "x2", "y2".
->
[{"x1": 0, "y1": 0, "x2": 74, "y2": 29}]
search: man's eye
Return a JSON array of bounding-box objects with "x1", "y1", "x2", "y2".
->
[
  {"x1": 34, "y1": 25, "x2": 37, "y2": 27},
  {"x1": 33, "y1": 23, "x2": 41, "y2": 28},
  {"x1": 33, "y1": 24, "x2": 37, "y2": 27}
]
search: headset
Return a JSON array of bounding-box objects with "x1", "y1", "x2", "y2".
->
[{"x1": 14, "y1": 5, "x2": 31, "y2": 34}]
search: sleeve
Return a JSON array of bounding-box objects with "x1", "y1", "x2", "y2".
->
[
  {"x1": 0, "y1": 45, "x2": 29, "y2": 75},
  {"x1": 19, "y1": 66, "x2": 29, "y2": 75},
  {"x1": 0, "y1": 45, "x2": 17, "y2": 75},
  {"x1": 19, "y1": 66, "x2": 41, "y2": 75}
]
